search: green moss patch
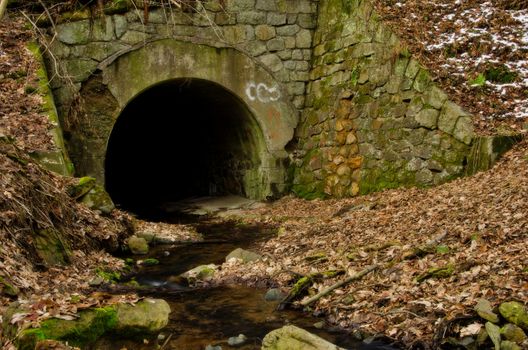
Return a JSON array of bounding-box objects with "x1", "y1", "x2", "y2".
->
[
  {"x1": 416, "y1": 264, "x2": 455, "y2": 283},
  {"x1": 0, "y1": 276, "x2": 19, "y2": 297},
  {"x1": 141, "y1": 258, "x2": 160, "y2": 266},
  {"x1": 485, "y1": 64, "x2": 517, "y2": 84},
  {"x1": 96, "y1": 267, "x2": 121, "y2": 282},
  {"x1": 18, "y1": 307, "x2": 118, "y2": 350},
  {"x1": 67, "y1": 176, "x2": 96, "y2": 199}
]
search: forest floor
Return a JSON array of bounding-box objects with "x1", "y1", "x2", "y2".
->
[
  {"x1": 0, "y1": 2, "x2": 527, "y2": 349},
  {"x1": 373, "y1": 0, "x2": 528, "y2": 135},
  {"x1": 213, "y1": 138, "x2": 528, "y2": 347}
]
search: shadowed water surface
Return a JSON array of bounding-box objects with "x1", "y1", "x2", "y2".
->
[{"x1": 103, "y1": 216, "x2": 398, "y2": 350}]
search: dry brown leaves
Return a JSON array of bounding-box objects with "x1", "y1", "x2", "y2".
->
[
  {"x1": 213, "y1": 140, "x2": 528, "y2": 347},
  {"x1": 0, "y1": 141, "x2": 138, "y2": 344},
  {"x1": 134, "y1": 219, "x2": 203, "y2": 243},
  {"x1": 0, "y1": 14, "x2": 55, "y2": 152},
  {"x1": 372, "y1": 0, "x2": 528, "y2": 134}
]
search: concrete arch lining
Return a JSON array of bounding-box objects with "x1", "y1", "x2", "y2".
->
[{"x1": 101, "y1": 39, "x2": 298, "y2": 154}]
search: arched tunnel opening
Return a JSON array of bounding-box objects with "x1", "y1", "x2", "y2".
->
[{"x1": 105, "y1": 78, "x2": 265, "y2": 217}]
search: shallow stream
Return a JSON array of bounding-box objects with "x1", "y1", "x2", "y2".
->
[{"x1": 104, "y1": 215, "x2": 397, "y2": 350}]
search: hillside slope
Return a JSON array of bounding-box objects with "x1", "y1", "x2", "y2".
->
[
  {"x1": 373, "y1": 0, "x2": 528, "y2": 134},
  {"x1": 214, "y1": 138, "x2": 528, "y2": 347}
]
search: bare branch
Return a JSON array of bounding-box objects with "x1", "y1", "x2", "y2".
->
[{"x1": 0, "y1": 0, "x2": 9, "y2": 21}]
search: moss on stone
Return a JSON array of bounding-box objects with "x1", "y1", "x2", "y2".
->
[
  {"x1": 416, "y1": 264, "x2": 455, "y2": 283},
  {"x1": 359, "y1": 166, "x2": 404, "y2": 195},
  {"x1": 96, "y1": 267, "x2": 121, "y2": 282},
  {"x1": 499, "y1": 302, "x2": 528, "y2": 331},
  {"x1": 80, "y1": 183, "x2": 115, "y2": 214},
  {"x1": 34, "y1": 228, "x2": 72, "y2": 266},
  {"x1": 141, "y1": 258, "x2": 160, "y2": 266},
  {"x1": 115, "y1": 299, "x2": 171, "y2": 336},
  {"x1": 0, "y1": 276, "x2": 19, "y2": 297},
  {"x1": 292, "y1": 182, "x2": 327, "y2": 200},
  {"x1": 59, "y1": 9, "x2": 92, "y2": 23},
  {"x1": 104, "y1": 0, "x2": 131, "y2": 15},
  {"x1": 304, "y1": 252, "x2": 328, "y2": 263},
  {"x1": 18, "y1": 307, "x2": 118, "y2": 350},
  {"x1": 67, "y1": 176, "x2": 96, "y2": 199},
  {"x1": 26, "y1": 42, "x2": 73, "y2": 176},
  {"x1": 288, "y1": 276, "x2": 313, "y2": 301}
]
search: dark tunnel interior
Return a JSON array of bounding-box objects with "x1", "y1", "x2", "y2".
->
[{"x1": 105, "y1": 78, "x2": 262, "y2": 216}]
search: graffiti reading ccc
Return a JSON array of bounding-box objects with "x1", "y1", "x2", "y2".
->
[{"x1": 245, "y1": 82, "x2": 281, "y2": 103}]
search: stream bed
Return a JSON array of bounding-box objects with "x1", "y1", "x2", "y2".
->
[{"x1": 106, "y1": 215, "x2": 397, "y2": 350}]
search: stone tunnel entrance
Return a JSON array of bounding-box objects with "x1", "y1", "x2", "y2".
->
[{"x1": 105, "y1": 78, "x2": 265, "y2": 215}]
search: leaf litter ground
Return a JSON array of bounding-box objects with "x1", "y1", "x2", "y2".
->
[
  {"x1": 373, "y1": 0, "x2": 528, "y2": 134},
  {"x1": 213, "y1": 140, "x2": 528, "y2": 347},
  {"x1": 1, "y1": 5, "x2": 528, "y2": 349}
]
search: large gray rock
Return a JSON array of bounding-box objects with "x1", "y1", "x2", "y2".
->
[
  {"x1": 499, "y1": 302, "x2": 528, "y2": 330},
  {"x1": 415, "y1": 108, "x2": 439, "y2": 129},
  {"x1": 262, "y1": 325, "x2": 345, "y2": 350},
  {"x1": 80, "y1": 183, "x2": 115, "y2": 214},
  {"x1": 116, "y1": 298, "x2": 171, "y2": 334},
  {"x1": 226, "y1": 248, "x2": 262, "y2": 263},
  {"x1": 475, "y1": 299, "x2": 499, "y2": 323},
  {"x1": 128, "y1": 236, "x2": 149, "y2": 255},
  {"x1": 453, "y1": 116, "x2": 475, "y2": 145},
  {"x1": 438, "y1": 102, "x2": 465, "y2": 135},
  {"x1": 182, "y1": 264, "x2": 218, "y2": 281},
  {"x1": 501, "y1": 323, "x2": 527, "y2": 343},
  {"x1": 57, "y1": 20, "x2": 91, "y2": 44}
]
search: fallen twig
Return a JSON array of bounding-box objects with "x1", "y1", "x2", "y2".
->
[
  {"x1": 299, "y1": 264, "x2": 378, "y2": 307},
  {"x1": 402, "y1": 231, "x2": 446, "y2": 260}
]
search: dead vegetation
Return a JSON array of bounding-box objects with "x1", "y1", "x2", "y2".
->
[
  {"x1": 373, "y1": 0, "x2": 528, "y2": 135},
  {"x1": 213, "y1": 139, "x2": 528, "y2": 347}
]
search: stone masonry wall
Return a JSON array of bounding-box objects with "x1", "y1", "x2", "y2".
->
[
  {"x1": 291, "y1": 0, "x2": 476, "y2": 198},
  {"x1": 45, "y1": 0, "x2": 319, "y2": 120},
  {"x1": 43, "y1": 0, "x2": 479, "y2": 200}
]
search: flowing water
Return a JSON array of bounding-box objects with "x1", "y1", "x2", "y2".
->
[{"x1": 102, "y1": 212, "x2": 397, "y2": 350}]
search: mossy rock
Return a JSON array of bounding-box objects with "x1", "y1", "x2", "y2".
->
[
  {"x1": 104, "y1": 0, "x2": 131, "y2": 15},
  {"x1": 141, "y1": 258, "x2": 159, "y2": 266},
  {"x1": 416, "y1": 264, "x2": 455, "y2": 283},
  {"x1": 181, "y1": 264, "x2": 217, "y2": 282},
  {"x1": 96, "y1": 268, "x2": 121, "y2": 283},
  {"x1": 501, "y1": 340, "x2": 522, "y2": 350},
  {"x1": 127, "y1": 236, "x2": 149, "y2": 255},
  {"x1": 80, "y1": 184, "x2": 115, "y2": 214},
  {"x1": 15, "y1": 299, "x2": 170, "y2": 349},
  {"x1": 18, "y1": 307, "x2": 118, "y2": 350},
  {"x1": 225, "y1": 248, "x2": 262, "y2": 263},
  {"x1": 0, "y1": 276, "x2": 19, "y2": 297},
  {"x1": 475, "y1": 298, "x2": 500, "y2": 323},
  {"x1": 34, "y1": 228, "x2": 72, "y2": 266},
  {"x1": 262, "y1": 325, "x2": 345, "y2": 350},
  {"x1": 115, "y1": 298, "x2": 170, "y2": 335},
  {"x1": 67, "y1": 177, "x2": 96, "y2": 199},
  {"x1": 501, "y1": 323, "x2": 527, "y2": 343},
  {"x1": 2, "y1": 302, "x2": 28, "y2": 339},
  {"x1": 499, "y1": 302, "x2": 528, "y2": 331},
  {"x1": 304, "y1": 252, "x2": 328, "y2": 263}
]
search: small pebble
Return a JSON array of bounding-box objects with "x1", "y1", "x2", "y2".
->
[
  {"x1": 227, "y1": 334, "x2": 247, "y2": 346},
  {"x1": 264, "y1": 288, "x2": 285, "y2": 301},
  {"x1": 313, "y1": 321, "x2": 325, "y2": 329},
  {"x1": 205, "y1": 345, "x2": 222, "y2": 350},
  {"x1": 88, "y1": 276, "x2": 104, "y2": 286}
]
